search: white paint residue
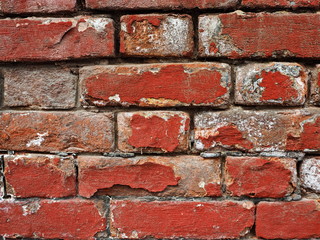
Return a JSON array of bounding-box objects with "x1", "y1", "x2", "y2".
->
[
  {"x1": 26, "y1": 132, "x2": 48, "y2": 147},
  {"x1": 301, "y1": 158, "x2": 320, "y2": 192},
  {"x1": 198, "y1": 181, "x2": 205, "y2": 188},
  {"x1": 22, "y1": 202, "x2": 41, "y2": 216},
  {"x1": 109, "y1": 94, "x2": 121, "y2": 102},
  {"x1": 78, "y1": 18, "x2": 111, "y2": 33}
]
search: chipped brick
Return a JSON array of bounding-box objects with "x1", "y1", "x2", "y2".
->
[{"x1": 300, "y1": 157, "x2": 320, "y2": 193}]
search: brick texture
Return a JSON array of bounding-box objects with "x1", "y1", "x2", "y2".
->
[
  {"x1": 4, "y1": 154, "x2": 76, "y2": 198},
  {"x1": 242, "y1": 0, "x2": 320, "y2": 9},
  {"x1": 199, "y1": 12, "x2": 320, "y2": 58},
  {"x1": 3, "y1": 66, "x2": 77, "y2": 109},
  {"x1": 80, "y1": 63, "x2": 231, "y2": 107},
  {"x1": 120, "y1": 14, "x2": 194, "y2": 57},
  {"x1": 300, "y1": 157, "x2": 320, "y2": 193},
  {"x1": 110, "y1": 200, "x2": 255, "y2": 239},
  {"x1": 0, "y1": 112, "x2": 114, "y2": 152},
  {"x1": 311, "y1": 65, "x2": 320, "y2": 105},
  {"x1": 0, "y1": 17, "x2": 114, "y2": 62},
  {"x1": 78, "y1": 155, "x2": 221, "y2": 198}
]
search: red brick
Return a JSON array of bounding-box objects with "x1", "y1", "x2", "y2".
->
[
  {"x1": 0, "y1": 111, "x2": 114, "y2": 153},
  {"x1": 78, "y1": 155, "x2": 221, "y2": 198},
  {"x1": 80, "y1": 63, "x2": 231, "y2": 107},
  {"x1": 195, "y1": 108, "x2": 320, "y2": 152},
  {"x1": 110, "y1": 200, "x2": 255, "y2": 239},
  {"x1": 235, "y1": 63, "x2": 307, "y2": 106},
  {"x1": 300, "y1": 157, "x2": 320, "y2": 193},
  {"x1": 0, "y1": 0, "x2": 77, "y2": 13},
  {"x1": 118, "y1": 111, "x2": 190, "y2": 153},
  {"x1": 225, "y1": 157, "x2": 296, "y2": 198},
  {"x1": 3, "y1": 66, "x2": 77, "y2": 109},
  {"x1": 86, "y1": 0, "x2": 238, "y2": 10},
  {"x1": 199, "y1": 12, "x2": 320, "y2": 58},
  {"x1": 0, "y1": 199, "x2": 106, "y2": 239},
  {"x1": 0, "y1": 16, "x2": 114, "y2": 62},
  {"x1": 256, "y1": 200, "x2": 320, "y2": 239},
  {"x1": 4, "y1": 154, "x2": 76, "y2": 198},
  {"x1": 310, "y1": 65, "x2": 320, "y2": 105},
  {"x1": 242, "y1": 0, "x2": 320, "y2": 9},
  {"x1": 120, "y1": 14, "x2": 193, "y2": 57}
]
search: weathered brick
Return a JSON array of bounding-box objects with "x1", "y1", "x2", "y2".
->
[
  {"x1": 118, "y1": 111, "x2": 190, "y2": 153},
  {"x1": 0, "y1": 157, "x2": 4, "y2": 198},
  {"x1": 86, "y1": 0, "x2": 238, "y2": 10},
  {"x1": 0, "y1": 111, "x2": 114, "y2": 153},
  {"x1": 80, "y1": 63, "x2": 231, "y2": 107},
  {"x1": 4, "y1": 154, "x2": 76, "y2": 198},
  {"x1": 242, "y1": 0, "x2": 320, "y2": 9},
  {"x1": 235, "y1": 63, "x2": 307, "y2": 106},
  {"x1": 3, "y1": 66, "x2": 77, "y2": 109},
  {"x1": 310, "y1": 65, "x2": 320, "y2": 105},
  {"x1": 0, "y1": 0, "x2": 77, "y2": 13},
  {"x1": 225, "y1": 157, "x2": 296, "y2": 198},
  {"x1": 300, "y1": 157, "x2": 320, "y2": 193},
  {"x1": 110, "y1": 200, "x2": 255, "y2": 239},
  {"x1": 0, "y1": 199, "x2": 106, "y2": 239},
  {"x1": 199, "y1": 12, "x2": 320, "y2": 58},
  {"x1": 120, "y1": 14, "x2": 193, "y2": 57},
  {"x1": 256, "y1": 200, "x2": 320, "y2": 239},
  {"x1": 0, "y1": 16, "x2": 114, "y2": 62},
  {"x1": 78, "y1": 155, "x2": 221, "y2": 198},
  {"x1": 194, "y1": 108, "x2": 320, "y2": 152}
]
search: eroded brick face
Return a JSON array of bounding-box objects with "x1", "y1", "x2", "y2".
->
[
  {"x1": 0, "y1": 112, "x2": 114, "y2": 153},
  {"x1": 300, "y1": 157, "x2": 320, "y2": 193},
  {"x1": 118, "y1": 111, "x2": 190, "y2": 153},
  {"x1": 110, "y1": 200, "x2": 255, "y2": 239},
  {"x1": 78, "y1": 155, "x2": 221, "y2": 198},
  {"x1": 4, "y1": 155, "x2": 76, "y2": 198},
  {"x1": 0, "y1": 199, "x2": 106, "y2": 239},
  {"x1": 311, "y1": 65, "x2": 320, "y2": 105},
  {"x1": 235, "y1": 63, "x2": 308, "y2": 106},
  {"x1": 242, "y1": 0, "x2": 320, "y2": 9},
  {"x1": 0, "y1": 17, "x2": 114, "y2": 61},
  {"x1": 120, "y1": 14, "x2": 194, "y2": 57},
  {"x1": 256, "y1": 200, "x2": 320, "y2": 239},
  {"x1": 80, "y1": 62, "x2": 231, "y2": 107},
  {"x1": 199, "y1": 12, "x2": 320, "y2": 58}
]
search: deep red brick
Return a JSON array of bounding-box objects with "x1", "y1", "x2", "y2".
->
[
  {"x1": 225, "y1": 157, "x2": 296, "y2": 198},
  {"x1": 80, "y1": 63, "x2": 231, "y2": 107},
  {"x1": 0, "y1": 112, "x2": 114, "y2": 153},
  {"x1": 0, "y1": 16, "x2": 114, "y2": 62},
  {"x1": 235, "y1": 63, "x2": 308, "y2": 106},
  {"x1": 118, "y1": 111, "x2": 190, "y2": 153},
  {"x1": 77, "y1": 155, "x2": 221, "y2": 198},
  {"x1": 194, "y1": 108, "x2": 320, "y2": 152},
  {"x1": 110, "y1": 200, "x2": 255, "y2": 239},
  {"x1": 242, "y1": 0, "x2": 320, "y2": 9},
  {"x1": 4, "y1": 154, "x2": 76, "y2": 198},
  {"x1": 256, "y1": 200, "x2": 320, "y2": 239},
  {"x1": 120, "y1": 14, "x2": 193, "y2": 57},
  {"x1": 0, "y1": 0, "x2": 77, "y2": 13},
  {"x1": 0, "y1": 199, "x2": 106, "y2": 239},
  {"x1": 199, "y1": 12, "x2": 320, "y2": 58},
  {"x1": 86, "y1": 0, "x2": 238, "y2": 10}
]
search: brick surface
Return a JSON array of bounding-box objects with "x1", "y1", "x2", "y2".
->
[
  {"x1": 300, "y1": 157, "x2": 320, "y2": 193},
  {"x1": 235, "y1": 63, "x2": 308, "y2": 106},
  {"x1": 0, "y1": 16, "x2": 114, "y2": 62},
  {"x1": 110, "y1": 200, "x2": 255, "y2": 239},
  {"x1": 118, "y1": 111, "x2": 190, "y2": 153},
  {"x1": 0, "y1": 199, "x2": 106, "y2": 239},
  {"x1": 4, "y1": 154, "x2": 76, "y2": 198},
  {"x1": 0, "y1": 112, "x2": 114, "y2": 153},
  {"x1": 120, "y1": 14, "x2": 193, "y2": 57},
  {"x1": 256, "y1": 200, "x2": 320, "y2": 239},
  {"x1": 242, "y1": 0, "x2": 320, "y2": 9},
  {"x1": 78, "y1": 155, "x2": 221, "y2": 198},
  {"x1": 225, "y1": 157, "x2": 297, "y2": 198},
  {"x1": 0, "y1": 157, "x2": 4, "y2": 198},
  {"x1": 195, "y1": 108, "x2": 320, "y2": 152},
  {"x1": 86, "y1": 0, "x2": 238, "y2": 10},
  {"x1": 310, "y1": 65, "x2": 320, "y2": 105},
  {"x1": 80, "y1": 63, "x2": 231, "y2": 107},
  {"x1": 199, "y1": 12, "x2": 320, "y2": 58},
  {"x1": 3, "y1": 66, "x2": 77, "y2": 109},
  {"x1": 0, "y1": 0, "x2": 77, "y2": 13}
]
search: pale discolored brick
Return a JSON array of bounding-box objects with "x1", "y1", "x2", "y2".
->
[
  {"x1": 310, "y1": 65, "x2": 320, "y2": 105},
  {"x1": 242, "y1": 0, "x2": 320, "y2": 9},
  {"x1": 300, "y1": 157, "x2": 320, "y2": 193}
]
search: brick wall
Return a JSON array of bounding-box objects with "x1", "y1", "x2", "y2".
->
[{"x1": 0, "y1": 0, "x2": 320, "y2": 239}]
